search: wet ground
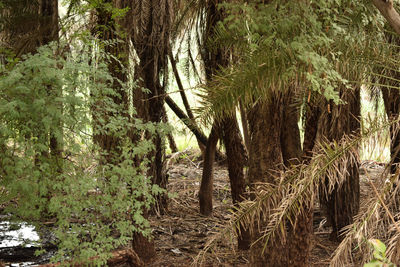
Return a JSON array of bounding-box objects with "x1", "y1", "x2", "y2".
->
[{"x1": 0, "y1": 216, "x2": 56, "y2": 266}]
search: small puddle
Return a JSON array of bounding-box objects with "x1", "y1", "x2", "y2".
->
[
  {"x1": 0, "y1": 218, "x2": 56, "y2": 266},
  {"x1": 0, "y1": 221, "x2": 40, "y2": 248}
]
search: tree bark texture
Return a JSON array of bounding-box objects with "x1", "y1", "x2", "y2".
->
[
  {"x1": 302, "y1": 94, "x2": 322, "y2": 161},
  {"x1": 220, "y1": 116, "x2": 251, "y2": 249},
  {"x1": 247, "y1": 98, "x2": 284, "y2": 266},
  {"x1": 39, "y1": 0, "x2": 62, "y2": 167},
  {"x1": 93, "y1": 1, "x2": 156, "y2": 260},
  {"x1": 317, "y1": 87, "x2": 361, "y2": 241},
  {"x1": 382, "y1": 84, "x2": 400, "y2": 175},
  {"x1": 247, "y1": 91, "x2": 312, "y2": 266},
  {"x1": 92, "y1": 1, "x2": 129, "y2": 165},
  {"x1": 125, "y1": 0, "x2": 175, "y2": 211},
  {"x1": 199, "y1": 123, "x2": 219, "y2": 216},
  {"x1": 0, "y1": 0, "x2": 47, "y2": 57},
  {"x1": 239, "y1": 101, "x2": 251, "y2": 154},
  {"x1": 199, "y1": 1, "x2": 248, "y2": 228},
  {"x1": 372, "y1": 0, "x2": 400, "y2": 35},
  {"x1": 380, "y1": 33, "x2": 400, "y2": 175}
]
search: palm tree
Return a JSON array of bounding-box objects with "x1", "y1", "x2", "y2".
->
[{"x1": 196, "y1": 1, "x2": 385, "y2": 265}]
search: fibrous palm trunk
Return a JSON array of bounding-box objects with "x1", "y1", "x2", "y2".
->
[
  {"x1": 248, "y1": 90, "x2": 311, "y2": 266},
  {"x1": 129, "y1": 0, "x2": 173, "y2": 212},
  {"x1": 317, "y1": 87, "x2": 361, "y2": 240},
  {"x1": 92, "y1": 1, "x2": 129, "y2": 164},
  {"x1": 198, "y1": 0, "x2": 250, "y2": 249},
  {"x1": 199, "y1": 122, "x2": 219, "y2": 216},
  {"x1": 381, "y1": 34, "x2": 400, "y2": 175},
  {"x1": 93, "y1": 1, "x2": 156, "y2": 261},
  {"x1": 382, "y1": 86, "x2": 400, "y2": 175},
  {"x1": 220, "y1": 116, "x2": 250, "y2": 249}
]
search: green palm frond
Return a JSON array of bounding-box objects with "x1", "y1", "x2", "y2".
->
[{"x1": 195, "y1": 0, "x2": 389, "y2": 124}]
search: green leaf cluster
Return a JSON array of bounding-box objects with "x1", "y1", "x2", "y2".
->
[
  {"x1": 364, "y1": 239, "x2": 396, "y2": 267},
  {"x1": 200, "y1": 0, "x2": 386, "y2": 121},
  {"x1": 0, "y1": 39, "x2": 161, "y2": 265}
]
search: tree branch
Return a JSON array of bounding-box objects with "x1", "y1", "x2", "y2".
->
[
  {"x1": 168, "y1": 48, "x2": 195, "y2": 121},
  {"x1": 165, "y1": 95, "x2": 209, "y2": 146},
  {"x1": 373, "y1": 0, "x2": 400, "y2": 35}
]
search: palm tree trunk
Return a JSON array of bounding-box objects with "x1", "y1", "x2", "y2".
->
[
  {"x1": 382, "y1": 86, "x2": 400, "y2": 174},
  {"x1": 302, "y1": 95, "x2": 321, "y2": 161},
  {"x1": 317, "y1": 87, "x2": 361, "y2": 240},
  {"x1": 199, "y1": 123, "x2": 219, "y2": 216},
  {"x1": 94, "y1": 1, "x2": 156, "y2": 260},
  {"x1": 129, "y1": 0, "x2": 174, "y2": 212},
  {"x1": 220, "y1": 116, "x2": 250, "y2": 249},
  {"x1": 248, "y1": 91, "x2": 311, "y2": 266},
  {"x1": 162, "y1": 107, "x2": 178, "y2": 153}
]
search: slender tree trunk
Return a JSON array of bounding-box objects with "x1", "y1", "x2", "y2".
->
[
  {"x1": 167, "y1": 133, "x2": 178, "y2": 153},
  {"x1": 165, "y1": 96, "x2": 225, "y2": 160},
  {"x1": 38, "y1": 0, "x2": 58, "y2": 45},
  {"x1": 39, "y1": 0, "x2": 62, "y2": 171},
  {"x1": 129, "y1": 0, "x2": 173, "y2": 212},
  {"x1": 168, "y1": 48, "x2": 206, "y2": 154},
  {"x1": 199, "y1": 123, "x2": 219, "y2": 216},
  {"x1": 317, "y1": 87, "x2": 361, "y2": 241},
  {"x1": 168, "y1": 49, "x2": 195, "y2": 120},
  {"x1": 162, "y1": 107, "x2": 178, "y2": 153},
  {"x1": 239, "y1": 101, "x2": 251, "y2": 154},
  {"x1": 198, "y1": 2, "x2": 248, "y2": 238},
  {"x1": 165, "y1": 96, "x2": 209, "y2": 147}
]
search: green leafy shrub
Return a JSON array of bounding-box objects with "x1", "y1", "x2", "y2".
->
[
  {"x1": 364, "y1": 239, "x2": 396, "y2": 267},
  {"x1": 0, "y1": 40, "x2": 161, "y2": 265}
]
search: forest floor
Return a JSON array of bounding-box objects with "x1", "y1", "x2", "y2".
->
[
  {"x1": 148, "y1": 149, "x2": 386, "y2": 267},
  {"x1": 0, "y1": 149, "x2": 385, "y2": 266}
]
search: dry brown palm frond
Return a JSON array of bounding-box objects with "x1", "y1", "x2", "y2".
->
[
  {"x1": 330, "y1": 167, "x2": 400, "y2": 266},
  {"x1": 194, "y1": 116, "x2": 400, "y2": 266},
  {"x1": 329, "y1": 113, "x2": 400, "y2": 266}
]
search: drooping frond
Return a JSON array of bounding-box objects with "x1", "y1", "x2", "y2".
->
[
  {"x1": 194, "y1": 116, "x2": 400, "y2": 266},
  {"x1": 330, "y1": 165, "x2": 400, "y2": 266}
]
